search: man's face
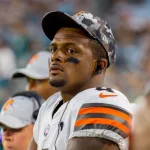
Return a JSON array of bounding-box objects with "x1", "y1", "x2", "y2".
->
[
  {"x1": 49, "y1": 28, "x2": 95, "y2": 92},
  {"x1": 25, "y1": 77, "x2": 58, "y2": 99},
  {"x1": 2, "y1": 124, "x2": 33, "y2": 150}
]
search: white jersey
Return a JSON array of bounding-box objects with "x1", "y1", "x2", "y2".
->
[{"x1": 34, "y1": 87, "x2": 132, "y2": 150}]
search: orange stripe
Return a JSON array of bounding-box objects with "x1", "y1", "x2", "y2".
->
[
  {"x1": 3, "y1": 99, "x2": 14, "y2": 111},
  {"x1": 75, "y1": 118, "x2": 129, "y2": 134},
  {"x1": 78, "y1": 107, "x2": 131, "y2": 125},
  {"x1": 28, "y1": 54, "x2": 39, "y2": 64}
]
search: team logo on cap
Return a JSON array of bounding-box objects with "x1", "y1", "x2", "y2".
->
[
  {"x1": 28, "y1": 54, "x2": 39, "y2": 64},
  {"x1": 44, "y1": 124, "x2": 50, "y2": 137},
  {"x1": 2, "y1": 99, "x2": 14, "y2": 111}
]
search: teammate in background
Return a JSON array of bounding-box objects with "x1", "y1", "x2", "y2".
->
[
  {"x1": 129, "y1": 89, "x2": 150, "y2": 150},
  {"x1": 0, "y1": 91, "x2": 44, "y2": 150},
  {"x1": 11, "y1": 51, "x2": 58, "y2": 100},
  {"x1": 28, "y1": 11, "x2": 132, "y2": 150}
]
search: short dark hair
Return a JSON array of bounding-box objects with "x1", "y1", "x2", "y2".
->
[
  {"x1": 76, "y1": 27, "x2": 108, "y2": 62},
  {"x1": 89, "y1": 40, "x2": 108, "y2": 61}
]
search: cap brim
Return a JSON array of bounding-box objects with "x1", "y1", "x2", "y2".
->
[
  {"x1": 0, "y1": 115, "x2": 30, "y2": 129},
  {"x1": 42, "y1": 11, "x2": 87, "y2": 40},
  {"x1": 11, "y1": 68, "x2": 48, "y2": 80}
]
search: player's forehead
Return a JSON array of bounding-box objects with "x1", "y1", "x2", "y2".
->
[
  {"x1": 51, "y1": 28, "x2": 92, "y2": 46},
  {"x1": 54, "y1": 27, "x2": 92, "y2": 40}
]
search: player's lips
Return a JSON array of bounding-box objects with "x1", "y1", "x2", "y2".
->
[
  {"x1": 50, "y1": 64, "x2": 64, "y2": 74},
  {"x1": 5, "y1": 146, "x2": 14, "y2": 150}
]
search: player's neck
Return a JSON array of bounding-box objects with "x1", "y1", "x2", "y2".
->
[{"x1": 61, "y1": 75, "x2": 104, "y2": 103}]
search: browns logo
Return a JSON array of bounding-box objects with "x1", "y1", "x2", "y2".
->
[
  {"x1": 73, "y1": 11, "x2": 84, "y2": 17},
  {"x1": 28, "y1": 54, "x2": 39, "y2": 64},
  {"x1": 2, "y1": 99, "x2": 14, "y2": 111}
]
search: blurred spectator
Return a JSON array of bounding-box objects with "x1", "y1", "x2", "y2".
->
[
  {"x1": 11, "y1": 51, "x2": 58, "y2": 100},
  {"x1": 0, "y1": 91, "x2": 44, "y2": 150},
  {"x1": 0, "y1": 38, "x2": 16, "y2": 106},
  {"x1": 0, "y1": 39, "x2": 16, "y2": 80},
  {"x1": 10, "y1": 22, "x2": 30, "y2": 59}
]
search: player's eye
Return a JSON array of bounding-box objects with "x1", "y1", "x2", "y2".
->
[
  {"x1": 67, "y1": 48, "x2": 76, "y2": 54},
  {"x1": 50, "y1": 47, "x2": 57, "y2": 53}
]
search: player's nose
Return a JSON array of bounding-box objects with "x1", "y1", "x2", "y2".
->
[{"x1": 51, "y1": 49, "x2": 65, "y2": 63}]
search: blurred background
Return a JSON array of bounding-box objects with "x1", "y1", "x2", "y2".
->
[{"x1": 0, "y1": 0, "x2": 150, "y2": 106}]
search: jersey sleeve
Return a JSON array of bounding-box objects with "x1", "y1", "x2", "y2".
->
[{"x1": 69, "y1": 87, "x2": 132, "y2": 150}]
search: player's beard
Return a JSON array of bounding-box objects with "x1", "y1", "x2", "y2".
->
[{"x1": 49, "y1": 78, "x2": 67, "y2": 87}]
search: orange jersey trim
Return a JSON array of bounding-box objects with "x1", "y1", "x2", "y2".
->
[
  {"x1": 74, "y1": 118, "x2": 130, "y2": 135},
  {"x1": 78, "y1": 107, "x2": 131, "y2": 125}
]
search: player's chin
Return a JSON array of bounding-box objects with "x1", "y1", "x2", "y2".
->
[{"x1": 49, "y1": 78, "x2": 67, "y2": 87}]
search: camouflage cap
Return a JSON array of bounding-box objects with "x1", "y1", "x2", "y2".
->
[{"x1": 42, "y1": 11, "x2": 116, "y2": 67}]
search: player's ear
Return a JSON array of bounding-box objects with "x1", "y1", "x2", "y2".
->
[
  {"x1": 93, "y1": 59, "x2": 107, "y2": 75},
  {"x1": 98, "y1": 58, "x2": 107, "y2": 70}
]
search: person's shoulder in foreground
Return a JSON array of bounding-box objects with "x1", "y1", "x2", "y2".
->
[
  {"x1": 28, "y1": 10, "x2": 132, "y2": 150},
  {"x1": 0, "y1": 91, "x2": 44, "y2": 150},
  {"x1": 129, "y1": 88, "x2": 150, "y2": 150}
]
